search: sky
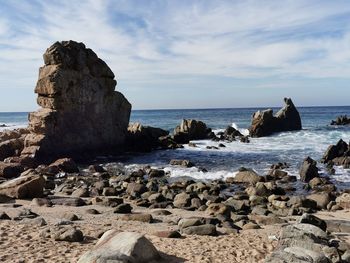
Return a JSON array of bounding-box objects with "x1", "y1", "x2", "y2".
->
[{"x1": 0, "y1": 0, "x2": 350, "y2": 111}]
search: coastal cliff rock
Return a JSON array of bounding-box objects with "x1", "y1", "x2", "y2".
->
[
  {"x1": 173, "y1": 119, "x2": 213, "y2": 143},
  {"x1": 249, "y1": 98, "x2": 302, "y2": 137},
  {"x1": 21, "y1": 41, "x2": 131, "y2": 161}
]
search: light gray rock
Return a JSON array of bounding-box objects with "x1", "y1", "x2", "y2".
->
[{"x1": 78, "y1": 230, "x2": 160, "y2": 263}]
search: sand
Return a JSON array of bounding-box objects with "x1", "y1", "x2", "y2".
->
[{"x1": 0, "y1": 200, "x2": 348, "y2": 263}]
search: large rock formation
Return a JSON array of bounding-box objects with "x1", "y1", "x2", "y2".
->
[
  {"x1": 21, "y1": 41, "x2": 131, "y2": 162},
  {"x1": 330, "y1": 115, "x2": 350, "y2": 125},
  {"x1": 249, "y1": 98, "x2": 302, "y2": 137}
]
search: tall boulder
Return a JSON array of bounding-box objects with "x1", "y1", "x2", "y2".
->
[
  {"x1": 21, "y1": 41, "x2": 131, "y2": 162},
  {"x1": 299, "y1": 157, "x2": 319, "y2": 183},
  {"x1": 249, "y1": 98, "x2": 302, "y2": 137}
]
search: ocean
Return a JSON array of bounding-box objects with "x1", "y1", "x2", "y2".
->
[{"x1": 1, "y1": 106, "x2": 350, "y2": 188}]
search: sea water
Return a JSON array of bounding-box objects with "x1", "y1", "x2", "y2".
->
[{"x1": 1, "y1": 106, "x2": 350, "y2": 188}]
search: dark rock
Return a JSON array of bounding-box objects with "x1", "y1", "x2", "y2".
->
[
  {"x1": 0, "y1": 162, "x2": 23, "y2": 178},
  {"x1": 0, "y1": 212, "x2": 11, "y2": 220},
  {"x1": 49, "y1": 158, "x2": 79, "y2": 173},
  {"x1": 249, "y1": 98, "x2": 302, "y2": 137},
  {"x1": 127, "y1": 123, "x2": 169, "y2": 152},
  {"x1": 330, "y1": 115, "x2": 350, "y2": 125},
  {"x1": 153, "y1": 230, "x2": 181, "y2": 238},
  {"x1": 114, "y1": 203, "x2": 132, "y2": 214},
  {"x1": 299, "y1": 157, "x2": 319, "y2": 183},
  {"x1": 169, "y1": 159, "x2": 194, "y2": 167},
  {"x1": 148, "y1": 169, "x2": 165, "y2": 178},
  {"x1": 322, "y1": 139, "x2": 348, "y2": 164},
  {"x1": 49, "y1": 196, "x2": 86, "y2": 206},
  {"x1": 173, "y1": 119, "x2": 212, "y2": 144},
  {"x1": 297, "y1": 213, "x2": 327, "y2": 232},
  {"x1": 181, "y1": 224, "x2": 217, "y2": 236}
]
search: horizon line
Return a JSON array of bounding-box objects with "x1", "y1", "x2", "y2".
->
[{"x1": 1, "y1": 104, "x2": 350, "y2": 113}]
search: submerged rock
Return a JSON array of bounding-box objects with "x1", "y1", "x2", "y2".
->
[
  {"x1": 21, "y1": 40, "x2": 131, "y2": 162},
  {"x1": 249, "y1": 98, "x2": 302, "y2": 137}
]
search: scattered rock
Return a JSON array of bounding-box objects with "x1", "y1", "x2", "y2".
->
[
  {"x1": 181, "y1": 224, "x2": 217, "y2": 236},
  {"x1": 77, "y1": 230, "x2": 160, "y2": 263},
  {"x1": 121, "y1": 213, "x2": 153, "y2": 223},
  {"x1": 299, "y1": 157, "x2": 319, "y2": 183},
  {"x1": 169, "y1": 159, "x2": 194, "y2": 167},
  {"x1": 153, "y1": 230, "x2": 181, "y2": 238},
  {"x1": 114, "y1": 203, "x2": 132, "y2": 214},
  {"x1": 233, "y1": 168, "x2": 263, "y2": 184},
  {"x1": 0, "y1": 171, "x2": 45, "y2": 198}
]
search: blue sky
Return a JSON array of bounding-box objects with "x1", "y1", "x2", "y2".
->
[{"x1": 0, "y1": 0, "x2": 350, "y2": 111}]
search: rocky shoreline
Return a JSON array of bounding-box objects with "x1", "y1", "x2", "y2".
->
[{"x1": 0, "y1": 40, "x2": 349, "y2": 262}]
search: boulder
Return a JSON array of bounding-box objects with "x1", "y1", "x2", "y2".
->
[
  {"x1": 297, "y1": 214, "x2": 327, "y2": 232},
  {"x1": 49, "y1": 158, "x2": 79, "y2": 173},
  {"x1": 173, "y1": 119, "x2": 212, "y2": 143},
  {"x1": 0, "y1": 171, "x2": 45, "y2": 198},
  {"x1": 233, "y1": 168, "x2": 262, "y2": 184},
  {"x1": 181, "y1": 224, "x2": 217, "y2": 236},
  {"x1": 21, "y1": 40, "x2": 131, "y2": 162},
  {"x1": 126, "y1": 123, "x2": 169, "y2": 152},
  {"x1": 78, "y1": 230, "x2": 160, "y2": 263},
  {"x1": 249, "y1": 98, "x2": 302, "y2": 137},
  {"x1": 322, "y1": 139, "x2": 348, "y2": 163},
  {"x1": 335, "y1": 193, "x2": 350, "y2": 209},
  {"x1": 299, "y1": 157, "x2": 319, "y2": 183}
]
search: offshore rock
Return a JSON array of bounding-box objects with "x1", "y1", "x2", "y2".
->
[
  {"x1": 249, "y1": 98, "x2": 302, "y2": 137},
  {"x1": 173, "y1": 119, "x2": 212, "y2": 144},
  {"x1": 126, "y1": 122, "x2": 169, "y2": 152},
  {"x1": 330, "y1": 115, "x2": 350, "y2": 125},
  {"x1": 22, "y1": 40, "x2": 131, "y2": 162}
]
